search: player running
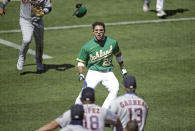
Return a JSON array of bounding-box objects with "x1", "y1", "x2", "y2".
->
[
  {"x1": 0, "y1": 0, "x2": 52, "y2": 72},
  {"x1": 143, "y1": 0, "x2": 166, "y2": 17},
  {"x1": 110, "y1": 76, "x2": 148, "y2": 131},
  {"x1": 75, "y1": 21, "x2": 127, "y2": 109}
]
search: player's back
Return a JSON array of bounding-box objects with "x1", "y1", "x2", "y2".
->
[
  {"x1": 83, "y1": 104, "x2": 117, "y2": 131},
  {"x1": 111, "y1": 93, "x2": 148, "y2": 131}
]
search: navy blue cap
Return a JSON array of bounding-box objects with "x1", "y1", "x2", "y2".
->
[
  {"x1": 81, "y1": 87, "x2": 95, "y2": 101},
  {"x1": 71, "y1": 104, "x2": 84, "y2": 120},
  {"x1": 122, "y1": 76, "x2": 137, "y2": 89}
]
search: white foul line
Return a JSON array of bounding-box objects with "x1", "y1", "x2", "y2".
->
[
  {"x1": 0, "y1": 38, "x2": 52, "y2": 59},
  {"x1": 0, "y1": 17, "x2": 195, "y2": 34}
]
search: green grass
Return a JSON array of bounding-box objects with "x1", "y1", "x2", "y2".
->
[{"x1": 0, "y1": 0, "x2": 195, "y2": 131}]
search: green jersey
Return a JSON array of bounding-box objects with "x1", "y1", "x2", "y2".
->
[{"x1": 77, "y1": 36, "x2": 120, "y2": 71}]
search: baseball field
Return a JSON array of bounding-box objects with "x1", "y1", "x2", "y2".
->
[{"x1": 0, "y1": 0, "x2": 194, "y2": 131}]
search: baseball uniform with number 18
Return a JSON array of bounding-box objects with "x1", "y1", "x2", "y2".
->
[{"x1": 56, "y1": 104, "x2": 117, "y2": 131}]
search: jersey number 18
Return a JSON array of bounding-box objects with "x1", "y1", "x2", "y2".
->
[{"x1": 84, "y1": 115, "x2": 99, "y2": 130}]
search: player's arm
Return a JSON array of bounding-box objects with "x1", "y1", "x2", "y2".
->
[
  {"x1": 31, "y1": 0, "x2": 52, "y2": 17},
  {"x1": 76, "y1": 46, "x2": 88, "y2": 81},
  {"x1": 108, "y1": 98, "x2": 122, "y2": 125},
  {"x1": 77, "y1": 60, "x2": 85, "y2": 81},
  {"x1": 0, "y1": 0, "x2": 10, "y2": 15},
  {"x1": 43, "y1": 0, "x2": 52, "y2": 15},
  {"x1": 143, "y1": 102, "x2": 149, "y2": 129},
  {"x1": 115, "y1": 52, "x2": 124, "y2": 68},
  {"x1": 105, "y1": 108, "x2": 118, "y2": 125},
  {"x1": 113, "y1": 41, "x2": 127, "y2": 77},
  {"x1": 36, "y1": 110, "x2": 71, "y2": 131},
  {"x1": 115, "y1": 52, "x2": 127, "y2": 77},
  {"x1": 35, "y1": 120, "x2": 61, "y2": 131}
]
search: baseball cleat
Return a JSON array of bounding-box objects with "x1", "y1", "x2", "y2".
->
[
  {"x1": 143, "y1": 3, "x2": 150, "y2": 12},
  {"x1": 37, "y1": 63, "x2": 44, "y2": 73},
  {"x1": 17, "y1": 57, "x2": 24, "y2": 70},
  {"x1": 157, "y1": 10, "x2": 166, "y2": 17}
]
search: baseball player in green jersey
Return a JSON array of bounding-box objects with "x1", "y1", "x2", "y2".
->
[{"x1": 75, "y1": 21, "x2": 127, "y2": 109}]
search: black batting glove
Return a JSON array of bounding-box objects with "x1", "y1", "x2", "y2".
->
[
  {"x1": 78, "y1": 73, "x2": 85, "y2": 81},
  {"x1": 121, "y1": 68, "x2": 127, "y2": 78}
]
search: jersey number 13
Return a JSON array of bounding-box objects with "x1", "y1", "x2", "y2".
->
[{"x1": 128, "y1": 108, "x2": 142, "y2": 123}]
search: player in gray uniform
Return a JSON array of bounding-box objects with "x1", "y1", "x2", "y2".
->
[
  {"x1": 36, "y1": 104, "x2": 89, "y2": 131},
  {"x1": 110, "y1": 76, "x2": 148, "y2": 131},
  {"x1": 36, "y1": 87, "x2": 118, "y2": 131},
  {"x1": 0, "y1": 0, "x2": 52, "y2": 72},
  {"x1": 59, "y1": 104, "x2": 89, "y2": 131},
  {"x1": 56, "y1": 87, "x2": 118, "y2": 131},
  {"x1": 60, "y1": 125, "x2": 89, "y2": 131}
]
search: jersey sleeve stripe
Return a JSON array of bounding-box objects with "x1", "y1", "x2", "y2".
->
[{"x1": 76, "y1": 58, "x2": 86, "y2": 63}]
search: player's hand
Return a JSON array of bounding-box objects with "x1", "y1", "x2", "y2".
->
[
  {"x1": 121, "y1": 68, "x2": 127, "y2": 77},
  {"x1": 31, "y1": 16, "x2": 41, "y2": 22},
  {"x1": 31, "y1": 17, "x2": 42, "y2": 28},
  {"x1": 78, "y1": 73, "x2": 85, "y2": 81},
  {"x1": 0, "y1": 8, "x2": 5, "y2": 16}
]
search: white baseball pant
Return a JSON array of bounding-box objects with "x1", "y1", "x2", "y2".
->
[
  {"x1": 145, "y1": 0, "x2": 165, "y2": 11},
  {"x1": 75, "y1": 70, "x2": 119, "y2": 109}
]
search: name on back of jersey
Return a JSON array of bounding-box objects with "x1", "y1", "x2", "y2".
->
[
  {"x1": 85, "y1": 107, "x2": 100, "y2": 114},
  {"x1": 120, "y1": 99, "x2": 147, "y2": 109}
]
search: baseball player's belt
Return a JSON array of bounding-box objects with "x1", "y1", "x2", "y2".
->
[{"x1": 98, "y1": 69, "x2": 113, "y2": 72}]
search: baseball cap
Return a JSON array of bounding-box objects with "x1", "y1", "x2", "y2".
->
[
  {"x1": 71, "y1": 104, "x2": 84, "y2": 120},
  {"x1": 81, "y1": 87, "x2": 95, "y2": 101},
  {"x1": 73, "y1": 3, "x2": 87, "y2": 18},
  {"x1": 122, "y1": 76, "x2": 137, "y2": 89}
]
